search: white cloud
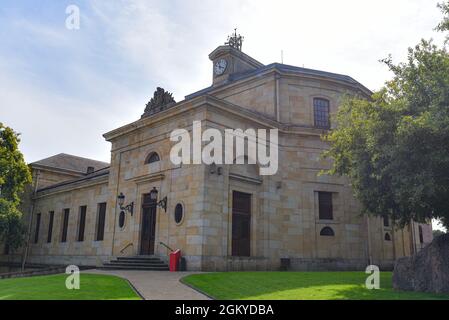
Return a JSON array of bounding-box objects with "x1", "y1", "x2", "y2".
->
[
  {"x1": 0, "y1": 0, "x2": 447, "y2": 165},
  {"x1": 89, "y1": 0, "x2": 447, "y2": 96},
  {"x1": 432, "y1": 219, "x2": 447, "y2": 232},
  {"x1": 231, "y1": 0, "x2": 446, "y2": 90},
  {"x1": 88, "y1": 0, "x2": 240, "y2": 100},
  {"x1": 0, "y1": 67, "x2": 135, "y2": 163}
]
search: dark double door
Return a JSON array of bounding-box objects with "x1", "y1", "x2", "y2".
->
[
  {"x1": 140, "y1": 195, "x2": 157, "y2": 255},
  {"x1": 232, "y1": 191, "x2": 252, "y2": 257}
]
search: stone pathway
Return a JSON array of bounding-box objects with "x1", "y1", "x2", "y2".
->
[{"x1": 83, "y1": 269, "x2": 210, "y2": 300}]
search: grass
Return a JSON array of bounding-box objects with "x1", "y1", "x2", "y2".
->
[
  {"x1": 182, "y1": 272, "x2": 449, "y2": 300},
  {"x1": 0, "y1": 273, "x2": 141, "y2": 300}
]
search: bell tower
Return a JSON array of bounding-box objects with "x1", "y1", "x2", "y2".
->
[{"x1": 209, "y1": 29, "x2": 264, "y2": 86}]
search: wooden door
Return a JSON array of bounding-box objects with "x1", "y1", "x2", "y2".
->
[
  {"x1": 232, "y1": 191, "x2": 251, "y2": 257},
  {"x1": 140, "y1": 195, "x2": 157, "y2": 255}
]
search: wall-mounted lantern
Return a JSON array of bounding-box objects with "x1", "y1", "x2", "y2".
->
[
  {"x1": 117, "y1": 192, "x2": 134, "y2": 216},
  {"x1": 150, "y1": 187, "x2": 168, "y2": 212}
]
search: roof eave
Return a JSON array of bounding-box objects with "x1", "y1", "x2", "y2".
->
[{"x1": 187, "y1": 64, "x2": 372, "y2": 101}]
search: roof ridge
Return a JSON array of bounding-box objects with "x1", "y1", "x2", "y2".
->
[
  {"x1": 56, "y1": 153, "x2": 109, "y2": 164},
  {"x1": 32, "y1": 153, "x2": 109, "y2": 165},
  {"x1": 31, "y1": 153, "x2": 110, "y2": 174},
  {"x1": 186, "y1": 61, "x2": 371, "y2": 101},
  {"x1": 271, "y1": 63, "x2": 357, "y2": 81}
]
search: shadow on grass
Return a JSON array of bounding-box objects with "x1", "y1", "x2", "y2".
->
[{"x1": 182, "y1": 272, "x2": 449, "y2": 300}]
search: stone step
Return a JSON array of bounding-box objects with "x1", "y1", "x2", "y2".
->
[
  {"x1": 116, "y1": 257, "x2": 162, "y2": 263},
  {"x1": 114, "y1": 257, "x2": 165, "y2": 262},
  {"x1": 106, "y1": 262, "x2": 166, "y2": 268},
  {"x1": 103, "y1": 256, "x2": 169, "y2": 271},
  {"x1": 101, "y1": 264, "x2": 169, "y2": 271}
]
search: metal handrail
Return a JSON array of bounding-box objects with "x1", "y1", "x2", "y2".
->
[
  {"x1": 120, "y1": 242, "x2": 133, "y2": 254},
  {"x1": 159, "y1": 241, "x2": 174, "y2": 252}
]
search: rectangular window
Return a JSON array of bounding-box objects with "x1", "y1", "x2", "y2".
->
[
  {"x1": 318, "y1": 192, "x2": 333, "y2": 220},
  {"x1": 232, "y1": 191, "x2": 251, "y2": 257},
  {"x1": 61, "y1": 208, "x2": 70, "y2": 243},
  {"x1": 314, "y1": 98, "x2": 330, "y2": 129},
  {"x1": 383, "y1": 215, "x2": 390, "y2": 227},
  {"x1": 77, "y1": 206, "x2": 87, "y2": 242},
  {"x1": 34, "y1": 213, "x2": 41, "y2": 244},
  {"x1": 419, "y1": 226, "x2": 424, "y2": 244},
  {"x1": 96, "y1": 203, "x2": 106, "y2": 241},
  {"x1": 47, "y1": 211, "x2": 54, "y2": 243}
]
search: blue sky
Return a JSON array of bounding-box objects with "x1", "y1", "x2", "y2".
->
[{"x1": 0, "y1": 0, "x2": 446, "y2": 165}]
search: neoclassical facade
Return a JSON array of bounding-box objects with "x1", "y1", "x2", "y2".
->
[{"x1": 1, "y1": 39, "x2": 432, "y2": 271}]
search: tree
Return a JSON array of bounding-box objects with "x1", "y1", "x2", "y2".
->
[
  {"x1": 323, "y1": 2, "x2": 449, "y2": 228},
  {"x1": 433, "y1": 229, "x2": 446, "y2": 238},
  {"x1": 0, "y1": 123, "x2": 32, "y2": 252},
  {"x1": 437, "y1": 1, "x2": 449, "y2": 37}
]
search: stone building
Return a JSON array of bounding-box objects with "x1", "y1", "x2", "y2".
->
[{"x1": 1, "y1": 37, "x2": 432, "y2": 271}]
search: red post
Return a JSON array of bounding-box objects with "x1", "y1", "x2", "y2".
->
[{"x1": 169, "y1": 249, "x2": 181, "y2": 272}]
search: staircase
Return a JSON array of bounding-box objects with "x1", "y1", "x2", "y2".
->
[{"x1": 102, "y1": 256, "x2": 169, "y2": 271}]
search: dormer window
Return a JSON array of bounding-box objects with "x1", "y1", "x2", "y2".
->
[
  {"x1": 313, "y1": 98, "x2": 330, "y2": 129},
  {"x1": 145, "y1": 152, "x2": 160, "y2": 164}
]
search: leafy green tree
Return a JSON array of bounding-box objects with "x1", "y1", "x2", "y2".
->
[
  {"x1": 437, "y1": 1, "x2": 449, "y2": 37},
  {"x1": 323, "y1": 3, "x2": 449, "y2": 228},
  {"x1": 0, "y1": 123, "x2": 31, "y2": 251},
  {"x1": 433, "y1": 229, "x2": 446, "y2": 238}
]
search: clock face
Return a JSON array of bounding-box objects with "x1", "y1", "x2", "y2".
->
[{"x1": 214, "y1": 58, "x2": 227, "y2": 75}]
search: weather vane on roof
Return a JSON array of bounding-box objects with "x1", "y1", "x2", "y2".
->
[{"x1": 225, "y1": 28, "x2": 244, "y2": 51}]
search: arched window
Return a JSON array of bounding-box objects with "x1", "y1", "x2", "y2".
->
[
  {"x1": 320, "y1": 227, "x2": 335, "y2": 237},
  {"x1": 145, "y1": 152, "x2": 160, "y2": 164},
  {"x1": 384, "y1": 233, "x2": 391, "y2": 241},
  {"x1": 419, "y1": 226, "x2": 424, "y2": 244},
  {"x1": 313, "y1": 98, "x2": 330, "y2": 129}
]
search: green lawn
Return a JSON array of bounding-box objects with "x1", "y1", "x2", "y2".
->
[
  {"x1": 0, "y1": 273, "x2": 141, "y2": 300},
  {"x1": 182, "y1": 272, "x2": 449, "y2": 300}
]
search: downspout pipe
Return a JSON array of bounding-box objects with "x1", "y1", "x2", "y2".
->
[
  {"x1": 21, "y1": 169, "x2": 40, "y2": 271},
  {"x1": 111, "y1": 153, "x2": 122, "y2": 257},
  {"x1": 366, "y1": 215, "x2": 373, "y2": 265}
]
